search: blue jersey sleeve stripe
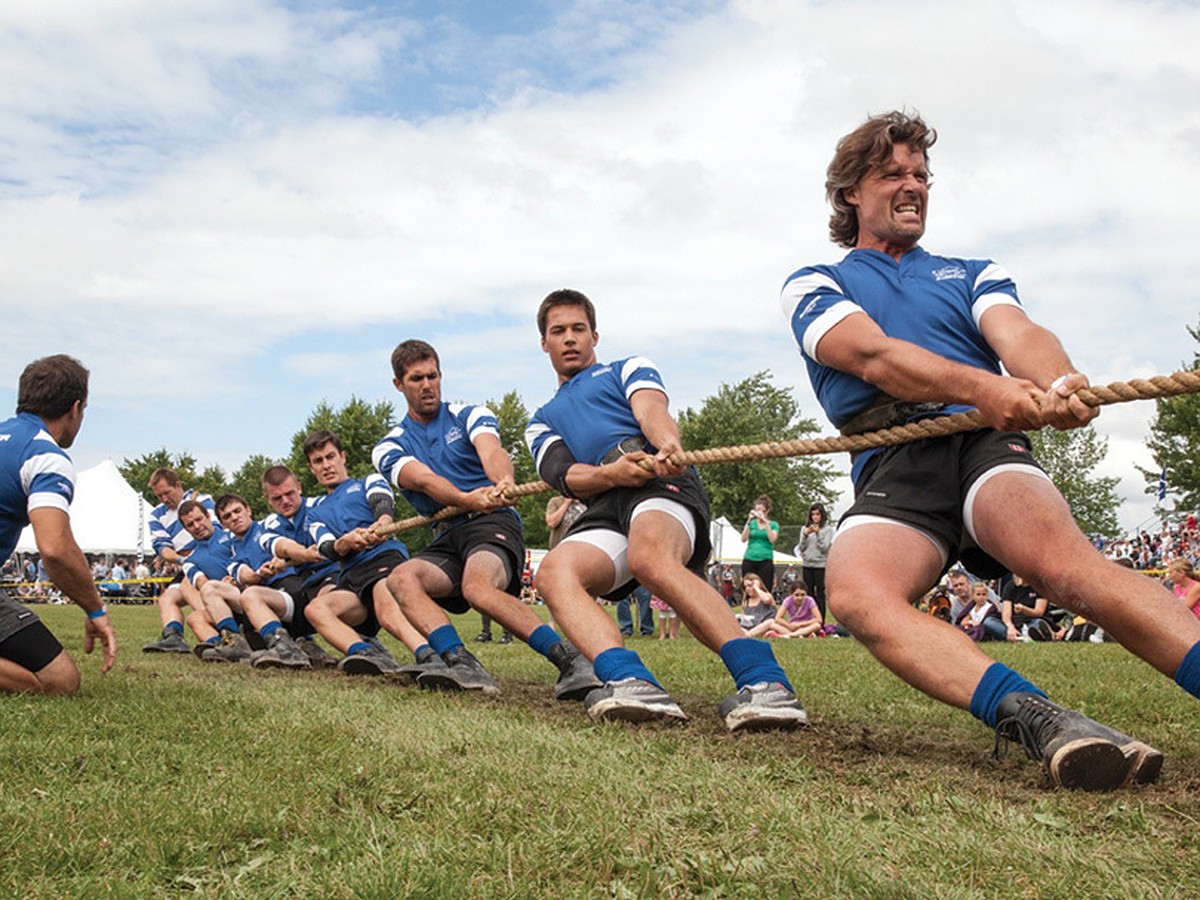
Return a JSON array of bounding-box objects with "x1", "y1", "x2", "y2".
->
[{"x1": 801, "y1": 299, "x2": 863, "y2": 362}]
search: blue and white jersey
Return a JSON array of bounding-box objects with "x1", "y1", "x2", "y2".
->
[
  {"x1": 373, "y1": 402, "x2": 507, "y2": 519},
  {"x1": 228, "y1": 520, "x2": 294, "y2": 586},
  {"x1": 259, "y1": 496, "x2": 338, "y2": 586},
  {"x1": 149, "y1": 489, "x2": 216, "y2": 557},
  {"x1": 306, "y1": 475, "x2": 408, "y2": 569},
  {"x1": 526, "y1": 357, "x2": 667, "y2": 473},
  {"x1": 781, "y1": 246, "x2": 1022, "y2": 481},
  {"x1": 0, "y1": 412, "x2": 75, "y2": 562},
  {"x1": 181, "y1": 526, "x2": 235, "y2": 586}
]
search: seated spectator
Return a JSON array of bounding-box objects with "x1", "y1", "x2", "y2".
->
[
  {"x1": 926, "y1": 587, "x2": 951, "y2": 622},
  {"x1": 954, "y1": 582, "x2": 1007, "y2": 642},
  {"x1": 751, "y1": 585, "x2": 824, "y2": 639},
  {"x1": 736, "y1": 573, "x2": 776, "y2": 631},
  {"x1": 1000, "y1": 575, "x2": 1054, "y2": 641},
  {"x1": 1168, "y1": 558, "x2": 1200, "y2": 620}
]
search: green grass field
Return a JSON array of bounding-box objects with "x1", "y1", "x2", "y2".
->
[{"x1": 3, "y1": 604, "x2": 1199, "y2": 898}]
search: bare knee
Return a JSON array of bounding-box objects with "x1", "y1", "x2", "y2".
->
[{"x1": 37, "y1": 653, "x2": 81, "y2": 696}]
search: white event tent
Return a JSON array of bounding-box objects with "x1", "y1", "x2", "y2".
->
[
  {"x1": 708, "y1": 516, "x2": 802, "y2": 565},
  {"x1": 16, "y1": 459, "x2": 154, "y2": 556}
]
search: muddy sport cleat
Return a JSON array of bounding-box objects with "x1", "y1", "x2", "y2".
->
[
  {"x1": 417, "y1": 646, "x2": 499, "y2": 694},
  {"x1": 251, "y1": 632, "x2": 311, "y2": 670},
  {"x1": 337, "y1": 645, "x2": 401, "y2": 676},
  {"x1": 296, "y1": 636, "x2": 336, "y2": 669},
  {"x1": 201, "y1": 631, "x2": 253, "y2": 664},
  {"x1": 548, "y1": 643, "x2": 603, "y2": 702},
  {"x1": 994, "y1": 691, "x2": 1147, "y2": 791},
  {"x1": 396, "y1": 646, "x2": 448, "y2": 685},
  {"x1": 584, "y1": 678, "x2": 689, "y2": 724},
  {"x1": 718, "y1": 682, "x2": 809, "y2": 733},
  {"x1": 142, "y1": 629, "x2": 192, "y2": 654}
]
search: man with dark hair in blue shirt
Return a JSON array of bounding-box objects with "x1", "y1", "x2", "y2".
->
[
  {"x1": 0, "y1": 355, "x2": 116, "y2": 693},
  {"x1": 527, "y1": 291, "x2": 805, "y2": 731},
  {"x1": 375, "y1": 339, "x2": 598, "y2": 700}
]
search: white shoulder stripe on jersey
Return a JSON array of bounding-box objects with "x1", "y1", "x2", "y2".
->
[
  {"x1": 624, "y1": 378, "x2": 668, "y2": 401},
  {"x1": 801, "y1": 299, "x2": 865, "y2": 362},
  {"x1": 971, "y1": 294, "x2": 1023, "y2": 330},
  {"x1": 19, "y1": 450, "x2": 75, "y2": 495},
  {"x1": 26, "y1": 492, "x2": 71, "y2": 514},
  {"x1": 781, "y1": 271, "x2": 843, "y2": 318},
  {"x1": 973, "y1": 262, "x2": 1011, "y2": 290},
  {"x1": 620, "y1": 356, "x2": 658, "y2": 384}
]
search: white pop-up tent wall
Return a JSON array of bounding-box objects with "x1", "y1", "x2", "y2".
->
[{"x1": 16, "y1": 459, "x2": 154, "y2": 556}]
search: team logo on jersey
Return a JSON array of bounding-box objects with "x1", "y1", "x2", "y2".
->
[
  {"x1": 1007, "y1": 442, "x2": 1029, "y2": 454},
  {"x1": 0, "y1": 434, "x2": 10, "y2": 442},
  {"x1": 932, "y1": 265, "x2": 967, "y2": 282},
  {"x1": 592, "y1": 366, "x2": 612, "y2": 378},
  {"x1": 445, "y1": 426, "x2": 463, "y2": 444}
]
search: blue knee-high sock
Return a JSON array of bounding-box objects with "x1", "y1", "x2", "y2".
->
[
  {"x1": 428, "y1": 624, "x2": 465, "y2": 657},
  {"x1": 1173, "y1": 640, "x2": 1200, "y2": 699},
  {"x1": 260, "y1": 621, "x2": 281, "y2": 640},
  {"x1": 347, "y1": 640, "x2": 370, "y2": 656},
  {"x1": 593, "y1": 647, "x2": 660, "y2": 688},
  {"x1": 216, "y1": 617, "x2": 240, "y2": 634},
  {"x1": 718, "y1": 637, "x2": 793, "y2": 692},
  {"x1": 165, "y1": 621, "x2": 184, "y2": 635},
  {"x1": 969, "y1": 661, "x2": 1046, "y2": 727},
  {"x1": 526, "y1": 624, "x2": 561, "y2": 660}
]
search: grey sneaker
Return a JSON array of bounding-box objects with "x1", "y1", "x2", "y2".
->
[
  {"x1": 337, "y1": 646, "x2": 401, "y2": 676},
  {"x1": 584, "y1": 678, "x2": 688, "y2": 724},
  {"x1": 193, "y1": 639, "x2": 220, "y2": 659},
  {"x1": 994, "y1": 692, "x2": 1141, "y2": 791},
  {"x1": 251, "y1": 632, "x2": 311, "y2": 670},
  {"x1": 548, "y1": 643, "x2": 603, "y2": 702},
  {"x1": 201, "y1": 632, "x2": 253, "y2": 664},
  {"x1": 718, "y1": 682, "x2": 808, "y2": 733},
  {"x1": 396, "y1": 647, "x2": 449, "y2": 685},
  {"x1": 296, "y1": 636, "x2": 336, "y2": 669},
  {"x1": 142, "y1": 630, "x2": 192, "y2": 654},
  {"x1": 417, "y1": 646, "x2": 499, "y2": 694}
]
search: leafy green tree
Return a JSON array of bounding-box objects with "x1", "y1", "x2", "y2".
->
[
  {"x1": 677, "y1": 371, "x2": 840, "y2": 551},
  {"x1": 120, "y1": 449, "x2": 201, "y2": 504},
  {"x1": 485, "y1": 390, "x2": 548, "y2": 549},
  {"x1": 1028, "y1": 425, "x2": 1120, "y2": 535},
  {"x1": 1140, "y1": 319, "x2": 1200, "y2": 515},
  {"x1": 286, "y1": 396, "x2": 396, "y2": 497},
  {"x1": 225, "y1": 454, "x2": 283, "y2": 518}
]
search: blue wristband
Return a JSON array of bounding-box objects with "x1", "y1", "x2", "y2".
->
[{"x1": 86, "y1": 606, "x2": 108, "y2": 620}]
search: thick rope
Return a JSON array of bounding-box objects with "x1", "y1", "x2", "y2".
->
[{"x1": 374, "y1": 369, "x2": 1200, "y2": 537}]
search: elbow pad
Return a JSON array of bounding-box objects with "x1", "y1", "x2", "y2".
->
[
  {"x1": 368, "y1": 492, "x2": 395, "y2": 521},
  {"x1": 317, "y1": 538, "x2": 339, "y2": 561},
  {"x1": 538, "y1": 441, "x2": 578, "y2": 498}
]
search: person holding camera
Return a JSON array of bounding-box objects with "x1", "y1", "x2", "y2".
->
[{"x1": 740, "y1": 495, "x2": 779, "y2": 593}]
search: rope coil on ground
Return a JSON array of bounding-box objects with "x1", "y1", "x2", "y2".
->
[{"x1": 374, "y1": 369, "x2": 1200, "y2": 538}]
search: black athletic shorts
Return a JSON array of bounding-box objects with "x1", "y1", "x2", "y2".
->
[
  {"x1": 415, "y1": 510, "x2": 524, "y2": 615},
  {"x1": 565, "y1": 467, "x2": 713, "y2": 600},
  {"x1": 843, "y1": 429, "x2": 1048, "y2": 579},
  {"x1": 335, "y1": 549, "x2": 408, "y2": 637},
  {"x1": 285, "y1": 572, "x2": 335, "y2": 639},
  {"x1": 0, "y1": 593, "x2": 62, "y2": 672}
]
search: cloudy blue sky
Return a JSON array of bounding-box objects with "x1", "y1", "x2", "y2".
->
[{"x1": 1, "y1": 0, "x2": 1197, "y2": 532}]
